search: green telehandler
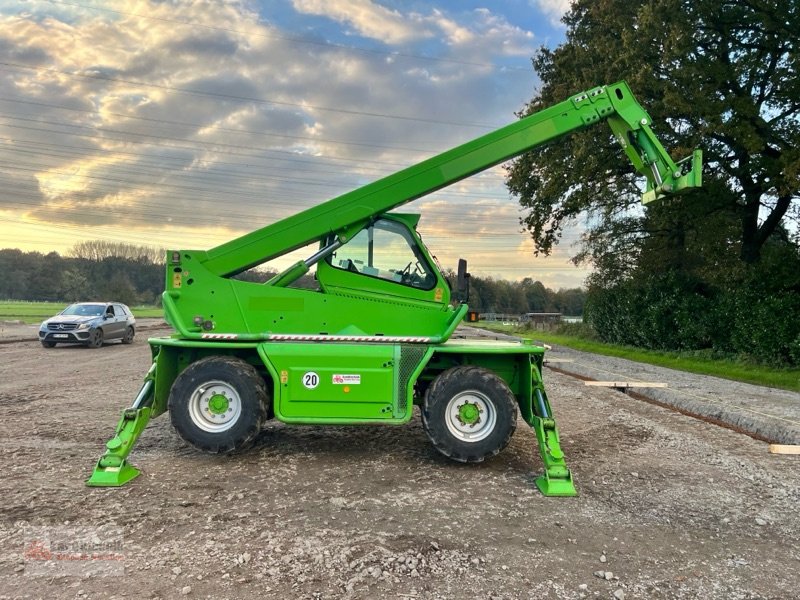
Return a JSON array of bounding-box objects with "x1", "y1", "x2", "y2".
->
[{"x1": 88, "y1": 82, "x2": 702, "y2": 496}]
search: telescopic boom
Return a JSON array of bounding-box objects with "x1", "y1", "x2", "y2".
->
[{"x1": 199, "y1": 81, "x2": 702, "y2": 277}]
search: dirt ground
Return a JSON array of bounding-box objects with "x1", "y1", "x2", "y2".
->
[{"x1": 1, "y1": 329, "x2": 799, "y2": 599}]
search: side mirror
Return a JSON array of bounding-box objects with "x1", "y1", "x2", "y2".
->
[{"x1": 454, "y1": 258, "x2": 470, "y2": 303}]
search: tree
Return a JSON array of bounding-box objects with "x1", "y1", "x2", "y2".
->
[
  {"x1": 0, "y1": 249, "x2": 30, "y2": 299},
  {"x1": 69, "y1": 240, "x2": 165, "y2": 264},
  {"x1": 102, "y1": 273, "x2": 139, "y2": 307},
  {"x1": 27, "y1": 251, "x2": 64, "y2": 301},
  {"x1": 59, "y1": 268, "x2": 90, "y2": 302},
  {"x1": 506, "y1": 0, "x2": 799, "y2": 272}
]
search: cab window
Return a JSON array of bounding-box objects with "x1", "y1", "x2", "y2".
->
[{"x1": 329, "y1": 219, "x2": 436, "y2": 290}]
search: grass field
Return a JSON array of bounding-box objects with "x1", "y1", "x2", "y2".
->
[
  {"x1": 0, "y1": 300, "x2": 163, "y2": 323},
  {"x1": 476, "y1": 323, "x2": 800, "y2": 392}
]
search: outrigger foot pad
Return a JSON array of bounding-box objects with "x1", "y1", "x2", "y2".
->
[
  {"x1": 535, "y1": 471, "x2": 576, "y2": 497},
  {"x1": 86, "y1": 461, "x2": 141, "y2": 487},
  {"x1": 86, "y1": 405, "x2": 152, "y2": 488}
]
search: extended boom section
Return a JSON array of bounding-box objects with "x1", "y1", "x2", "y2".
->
[{"x1": 89, "y1": 82, "x2": 703, "y2": 495}]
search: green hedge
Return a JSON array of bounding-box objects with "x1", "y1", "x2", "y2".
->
[{"x1": 585, "y1": 270, "x2": 800, "y2": 366}]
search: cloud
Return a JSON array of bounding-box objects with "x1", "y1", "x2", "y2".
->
[
  {"x1": 292, "y1": 0, "x2": 430, "y2": 44},
  {"x1": 0, "y1": 166, "x2": 48, "y2": 210},
  {"x1": 533, "y1": 0, "x2": 572, "y2": 26},
  {"x1": 291, "y1": 1, "x2": 536, "y2": 60}
]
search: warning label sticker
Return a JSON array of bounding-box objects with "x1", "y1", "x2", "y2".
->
[{"x1": 332, "y1": 374, "x2": 361, "y2": 385}]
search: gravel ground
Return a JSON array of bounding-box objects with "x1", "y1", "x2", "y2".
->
[
  {"x1": 1, "y1": 328, "x2": 799, "y2": 599},
  {"x1": 544, "y1": 347, "x2": 800, "y2": 445}
]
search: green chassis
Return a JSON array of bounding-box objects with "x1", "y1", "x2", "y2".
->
[{"x1": 87, "y1": 336, "x2": 576, "y2": 497}]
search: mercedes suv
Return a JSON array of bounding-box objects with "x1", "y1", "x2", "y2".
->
[{"x1": 39, "y1": 302, "x2": 136, "y2": 348}]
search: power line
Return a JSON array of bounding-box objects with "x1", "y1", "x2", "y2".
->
[
  {"x1": 0, "y1": 112, "x2": 427, "y2": 168},
  {"x1": 0, "y1": 95, "x2": 447, "y2": 154},
  {"x1": 1, "y1": 180, "x2": 525, "y2": 229},
  {"x1": 0, "y1": 61, "x2": 498, "y2": 129},
  {"x1": 0, "y1": 133, "x2": 409, "y2": 176},
  {"x1": 1, "y1": 142, "x2": 515, "y2": 206},
  {"x1": 0, "y1": 120, "x2": 419, "y2": 171},
  {"x1": 1, "y1": 131, "x2": 518, "y2": 204}
]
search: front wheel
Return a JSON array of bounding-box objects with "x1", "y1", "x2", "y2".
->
[
  {"x1": 169, "y1": 356, "x2": 269, "y2": 454},
  {"x1": 41, "y1": 341, "x2": 56, "y2": 348},
  {"x1": 87, "y1": 328, "x2": 104, "y2": 348},
  {"x1": 121, "y1": 326, "x2": 135, "y2": 344},
  {"x1": 422, "y1": 366, "x2": 518, "y2": 463}
]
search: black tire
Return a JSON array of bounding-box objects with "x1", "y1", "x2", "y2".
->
[
  {"x1": 422, "y1": 366, "x2": 518, "y2": 463},
  {"x1": 87, "y1": 328, "x2": 104, "y2": 348},
  {"x1": 41, "y1": 341, "x2": 56, "y2": 348},
  {"x1": 168, "y1": 356, "x2": 269, "y2": 454},
  {"x1": 122, "y1": 326, "x2": 135, "y2": 344}
]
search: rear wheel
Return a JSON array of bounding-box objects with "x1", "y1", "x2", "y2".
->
[
  {"x1": 422, "y1": 366, "x2": 518, "y2": 463},
  {"x1": 121, "y1": 326, "x2": 135, "y2": 344},
  {"x1": 169, "y1": 356, "x2": 269, "y2": 454},
  {"x1": 87, "y1": 328, "x2": 103, "y2": 348},
  {"x1": 41, "y1": 341, "x2": 56, "y2": 348}
]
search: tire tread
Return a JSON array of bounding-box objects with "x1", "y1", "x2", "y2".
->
[
  {"x1": 169, "y1": 355, "x2": 269, "y2": 455},
  {"x1": 422, "y1": 365, "x2": 517, "y2": 463}
]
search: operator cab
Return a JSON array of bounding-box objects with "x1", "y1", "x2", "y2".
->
[
  {"x1": 329, "y1": 218, "x2": 437, "y2": 290},
  {"x1": 317, "y1": 214, "x2": 450, "y2": 305}
]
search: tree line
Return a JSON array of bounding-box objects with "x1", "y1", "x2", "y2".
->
[
  {"x1": 0, "y1": 244, "x2": 166, "y2": 307},
  {"x1": 0, "y1": 242, "x2": 585, "y2": 316},
  {"x1": 468, "y1": 276, "x2": 584, "y2": 316}
]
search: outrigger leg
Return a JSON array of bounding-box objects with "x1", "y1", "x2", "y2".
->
[
  {"x1": 530, "y1": 384, "x2": 577, "y2": 497},
  {"x1": 86, "y1": 365, "x2": 156, "y2": 487}
]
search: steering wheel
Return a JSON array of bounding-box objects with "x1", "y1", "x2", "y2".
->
[
  {"x1": 398, "y1": 262, "x2": 415, "y2": 284},
  {"x1": 401, "y1": 261, "x2": 426, "y2": 285}
]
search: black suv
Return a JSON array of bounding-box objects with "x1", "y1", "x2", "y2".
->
[{"x1": 39, "y1": 302, "x2": 136, "y2": 348}]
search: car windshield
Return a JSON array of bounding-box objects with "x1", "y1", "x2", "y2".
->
[{"x1": 61, "y1": 304, "x2": 105, "y2": 317}]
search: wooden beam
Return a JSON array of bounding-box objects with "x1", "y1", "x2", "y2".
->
[
  {"x1": 585, "y1": 381, "x2": 668, "y2": 388},
  {"x1": 769, "y1": 444, "x2": 800, "y2": 455}
]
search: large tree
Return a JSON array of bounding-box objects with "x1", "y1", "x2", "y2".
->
[{"x1": 507, "y1": 0, "x2": 799, "y2": 273}]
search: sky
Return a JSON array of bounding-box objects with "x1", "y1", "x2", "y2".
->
[{"x1": 0, "y1": 0, "x2": 591, "y2": 288}]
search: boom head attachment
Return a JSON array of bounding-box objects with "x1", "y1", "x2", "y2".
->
[
  {"x1": 602, "y1": 82, "x2": 703, "y2": 204},
  {"x1": 639, "y1": 148, "x2": 703, "y2": 204}
]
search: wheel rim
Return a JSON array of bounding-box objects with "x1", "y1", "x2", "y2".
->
[
  {"x1": 444, "y1": 390, "x2": 497, "y2": 442},
  {"x1": 188, "y1": 380, "x2": 242, "y2": 433},
  {"x1": 91, "y1": 330, "x2": 102, "y2": 345}
]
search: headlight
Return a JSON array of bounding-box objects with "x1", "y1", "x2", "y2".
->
[
  {"x1": 39, "y1": 322, "x2": 47, "y2": 331},
  {"x1": 77, "y1": 322, "x2": 90, "y2": 330}
]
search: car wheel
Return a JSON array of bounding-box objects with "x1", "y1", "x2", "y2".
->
[
  {"x1": 87, "y1": 328, "x2": 104, "y2": 348},
  {"x1": 422, "y1": 366, "x2": 518, "y2": 463},
  {"x1": 41, "y1": 341, "x2": 57, "y2": 348},
  {"x1": 169, "y1": 356, "x2": 270, "y2": 454},
  {"x1": 122, "y1": 326, "x2": 135, "y2": 344}
]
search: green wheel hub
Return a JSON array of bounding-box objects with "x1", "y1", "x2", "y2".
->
[
  {"x1": 458, "y1": 402, "x2": 480, "y2": 425},
  {"x1": 208, "y1": 393, "x2": 230, "y2": 415}
]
